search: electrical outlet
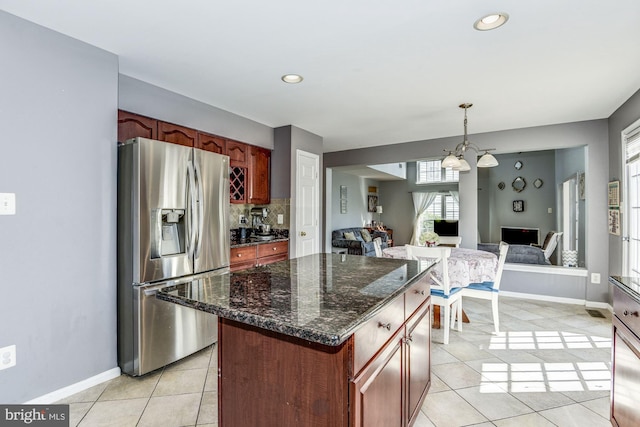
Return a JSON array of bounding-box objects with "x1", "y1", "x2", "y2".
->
[
  {"x1": 238, "y1": 214, "x2": 245, "y2": 224},
  {"x1": 0, "y1": 345, "x2": 16, "y2": 370},
  {"x1": 548, "y1": 207, "x2": 553, "y2": 214},
  {"x1": 277, "y1": 214, "x2": 284, "y2": 224},
  {"x1": 591, "y1": 273, "x2": 601, "y2": 284},
  {"x1": 0, "y1": 193, "x2": 16, "y2": 215}
]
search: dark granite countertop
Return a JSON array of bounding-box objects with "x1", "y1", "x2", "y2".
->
[
  {"x1": 610, "y1": 275, "x2": 640, "y2": 302},
  {"x1": 157, "y1": 253, "x2": 430, "y2": 346},
  {"x1": 230, "y1": 236, "x2": 289, "y2": 249}
]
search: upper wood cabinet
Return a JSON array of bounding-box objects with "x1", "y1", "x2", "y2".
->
[
  {"x1": 157, "y1": 121, "x2": 198, "y2": 147},
  {"x1": 226, "y1": 140, "x2": 249, "y2": 167},
  {"x1": 197, "y1": 131, "x2": 226, "y2": 154},
  {"x1": 248, "y1": 146, "x2": 271, "y2": 205},
  {"x1": 117, "y1": 110, "x2": 157, "y2": 143}
]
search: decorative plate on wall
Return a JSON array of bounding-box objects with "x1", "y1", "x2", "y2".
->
[
  {"x1": 512, "y1": 176, "x2": 526, "y2": 192},
  {"x1": 534, "y1": 178, "x2": 543, "y2": 189},
  {"x1": 498, "y1": 181, "x2": 505, "y2": 190}
]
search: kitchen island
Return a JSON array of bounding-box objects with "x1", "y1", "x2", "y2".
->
[{"x1": 157, "y1": 253, "x2": 433, "y2": 427}]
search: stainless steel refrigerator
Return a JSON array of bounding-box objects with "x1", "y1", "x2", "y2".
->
[{"x1": 117, "y1": 137, "x2": 230, "y2": 376}]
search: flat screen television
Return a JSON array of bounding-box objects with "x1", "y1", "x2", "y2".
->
[
  {"x1": 500, "y1": 226, "x2": 539, "y2": 245},
  {"x1": 434, "y1": 220, "x2": 458, "y2": 237}
]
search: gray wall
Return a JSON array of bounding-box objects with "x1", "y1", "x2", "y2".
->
[
  {"x1": 119, "y1": 75, "x2": 273, "y2": 149},
  {"x1": 325, "y1": 120, "x2": 610, "y2": 303},
  {"x1": 274, "y1": 125, "x2": 324, "y2": 254},
  {"x1": 555, "y1": 146, "x2": 587, "y2": 266},
  {"x1": 608, "y1": 88, "x2": 640, "y2": 276},
  {"x1": 0, "y1": 12, "x2": 118, "y2": 402},
  {"x1": 330, "y1": 171, "x2": 379, "y2": 230},
  {"x1": 478, "y1": 151, "x2": 557, "y2": 246}
]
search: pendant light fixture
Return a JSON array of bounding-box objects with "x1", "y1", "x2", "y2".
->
[{"x1": 442, "y1": 103, "x2": 498, "y2": 170}]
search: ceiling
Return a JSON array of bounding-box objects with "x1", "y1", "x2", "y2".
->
[{"x1": 2, "y1": 1, "x2": 640, "y2": 153}]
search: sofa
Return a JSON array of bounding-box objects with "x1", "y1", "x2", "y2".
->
[{"x1": 332, "y1": 227, "x2": 389, "y2": 256}]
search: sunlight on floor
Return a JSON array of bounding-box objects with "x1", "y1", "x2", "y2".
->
[
  {"x1": 488, "y1": 330, "x2": 611, "y2": 350},
  {"x1": 480, "y1": 330, "x2": 612, "y2": 394}
]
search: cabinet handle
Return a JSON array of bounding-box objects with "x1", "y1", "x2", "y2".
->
[
  {"x1": 378, "y1": 322, "x2": 391, "y2": 331},
  {"x1": 403, "y1": 336, "x2": 413, "y2": 345},
  {"x1": 623, "y1": 310, "x2": 639, "y2": 317},
  {"x1": 415, "y1": 289, "x2": 425, "y2": 295}
]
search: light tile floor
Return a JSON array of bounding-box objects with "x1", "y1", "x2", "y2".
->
[{"x1": 58, "y1": 296, "x2": 613, "y2": 426}]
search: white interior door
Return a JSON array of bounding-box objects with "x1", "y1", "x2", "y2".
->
[{"x1": 296, "y1": 150, "x2": 319, "y2": 257}]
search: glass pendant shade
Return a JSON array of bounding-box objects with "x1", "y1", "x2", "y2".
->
[
  {"x1": 442, "y1": 153, "x2": 461, "y2": 168},
  {"x1": 477, "y1": 152, "x2": 499, "y2": 167},
  {"x1": 455, "y1": 158, "x2": 471, "y2": 172}
]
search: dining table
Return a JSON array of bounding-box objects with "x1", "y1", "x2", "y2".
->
[{"x1": 382, "y1": 245, "x2": 499, "y2": 328}]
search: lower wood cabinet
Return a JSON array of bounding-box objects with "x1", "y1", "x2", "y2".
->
[
  {"x1": 217, "y1": 273, "x2": 431, "y2": 426},
  {"x1": 611, "y1": 285, "x2": 640, "y2": 427},
  {"x1": 351, "y1": 300, "x2": 431, "y2": 427},
  {"x1": 230, "y1": 241, "x2": 289, "y2": 271}
]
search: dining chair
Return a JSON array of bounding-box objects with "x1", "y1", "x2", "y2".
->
[
  {"x1": 461, "y1": 241, "x2": 509, "y2": 334},
  {"x1": 438, "y1": 236, "x2": 462, "y2": 247},
  {"x1": 405, "y1": 245, "x2": 462, "y2": 344},
  {"x1": 373, "y1": 237, "x2": 383, "y2": 257}
]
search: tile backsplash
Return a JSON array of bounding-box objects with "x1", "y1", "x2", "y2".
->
[{"x1": 229, "y1": 198, "x2": 290, "y2": 230}]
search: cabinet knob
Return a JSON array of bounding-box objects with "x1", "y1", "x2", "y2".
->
[
  {"x1": 415, "y1": 289, "x2": 425, "y2": 295},
  {"x1": 273, "y1": 247, "x2": 277, "y2": 251},
  {"x1": 623, "y1": 310, "x2": 639, "y2": 317},
  {"x1": 378, "y1": 322, "x2": 391, "y2": 331},
  {"x1": 237, "y1": 253, "x2": 242, "y2": 257}
]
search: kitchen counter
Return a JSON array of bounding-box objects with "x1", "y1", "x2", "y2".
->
[
  {"x1": 610, "y1": 275, "x2": 640, "y2": 302},
  {"x1": 157, "y1": 253, "x2": 428, "y2": 346},
  {"x1": 229, "y1": 235, "x2": 288, "y2": 249}
]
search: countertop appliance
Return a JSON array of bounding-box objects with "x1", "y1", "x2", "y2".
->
[
  {"x1": 250, "y1": 207, "x2": 274, "y2": 240},
  {"x1": 117, "y1": 137, "x2": 230, "y2": 376}
]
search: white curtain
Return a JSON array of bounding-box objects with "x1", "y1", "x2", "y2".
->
[
  {"x1": 410, "y1": 192, "x2": 438, "y2": 244},
  {"x1": 449, "y1": 190, "x2": 459, "y2": 204}
]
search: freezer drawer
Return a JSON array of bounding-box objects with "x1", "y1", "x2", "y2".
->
[{"x1": 119, "y1": 280, "x2": 217, "y2": 377}]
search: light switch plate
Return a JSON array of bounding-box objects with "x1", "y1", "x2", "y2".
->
[
  {"x1": 591, "y1": 273, "x2": 601, "y2": 284},
  {"x1": 277, "y1": 214, "x2": 284, "y2": 224},
  {"x1": 0, "y1": 193, "x2": 16, "y2": 215},
  {"x1": 0, "y1": 345, "x2": 16, "y2": 370}
]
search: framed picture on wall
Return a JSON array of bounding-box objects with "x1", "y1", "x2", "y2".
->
[
  {"x1": 512, "y1": 200, "x2": 524, "y2": 212},
  {"x1": 609, "y1": 209, "x2": 621, "y2": 235},
  {"x1": 368, "y1": 195, "x2": 378, "y2": 212},
  {"x1": 608, "y1": 181, "x2": 620, "y2": 208}
]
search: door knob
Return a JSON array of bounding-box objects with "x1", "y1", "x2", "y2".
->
[{"x1": 301, "y1": 231, "x2": 307, "y2": 236}]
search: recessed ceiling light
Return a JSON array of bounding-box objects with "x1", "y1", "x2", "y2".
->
[
  {"x1": 474, "y1": 13, "x2": 509, "y2": 31},
  {"x1": 281, "y1": 74, "x2": 303, "y2": 84}
]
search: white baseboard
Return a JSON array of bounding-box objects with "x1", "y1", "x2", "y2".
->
[
  {"x1": 25, "y1": 367, "x2": 121, "y2": 404},
  {"x1": 501, "y1": 290, "x2": 613, "y2": 312}
]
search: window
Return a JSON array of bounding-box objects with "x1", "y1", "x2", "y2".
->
[
  {"x1": 623, "y1": 120, "x2": 640, "y2": 278},
  {"x1": 416, "y1": 160, "x2": 459, "y2": 184},
  {"x1": 420, "y1": 193, "x2": 459, "y2": 234}
]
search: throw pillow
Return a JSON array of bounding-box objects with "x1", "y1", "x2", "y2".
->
[
  {"x1": 360, "y1": 229, "x2": 372, "y2": 242},
  {"x1": 344, "y1": 231, "x2": 357, "y2": 240}
]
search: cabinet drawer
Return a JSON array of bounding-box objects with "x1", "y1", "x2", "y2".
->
[
  {"x1": 353, "y1": 295, "x2": 405, "y2": 375},
  {"x1": 257, "y1": 253, "x2": 288, "y2": 267},
  {"x1": 614, "y1": 286, "x2": 640, "y2": 336},
  {"x1": 230, "y1": 246, "x2": 256, "y2": 265},
  {"x1": 405, "y1": 275, "x2": 430, "y2": 319},
  {"x1": 257, "y1": 241, "x2": 288, "y2": 258}
]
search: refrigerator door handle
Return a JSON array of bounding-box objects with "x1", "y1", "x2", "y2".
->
[
  {"x1": 194, "y1": 158, "x2": 205, "y2": 259},
  {"x1": 186, "y1": 161, "x2": 198, "y2": 260}
]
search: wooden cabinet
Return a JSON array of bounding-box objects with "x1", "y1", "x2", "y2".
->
[
  {"x1": 248, "y1": 145, "x2": 271, "y2": 204},
  {"x1": 611, "y1": 285, "x2": 640, "y2": 427},
  {"x1": 117, "y1": 110, "x2": 271, "y2": 204},
  {"x1": 117, "y1": 110, "x2": 157, "y2": 143},
  {"x1": 197, "y1": 131, "x2": 226, "y2": 154},
  {"x1": 351, "y1": 290, "x2": 431, "y2": 427},
  {"x1": 227, "y1": 140, "x2": 249, "y2": 167},
  {"x1": 230, "y1": 241, "x2": 289, "y2": 272},
  {"x1": 217, "y1": 272, "x2": 431, "y2": 426},
  {"x1": 157, "y1": 121, "x2": 198, "y2": 147}
]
